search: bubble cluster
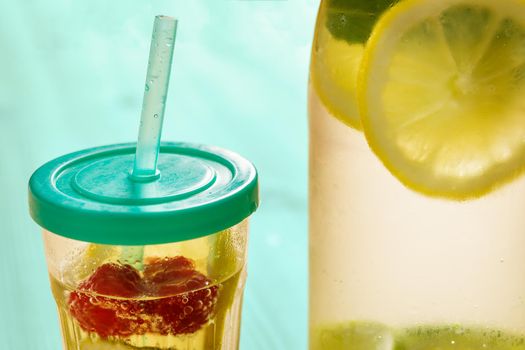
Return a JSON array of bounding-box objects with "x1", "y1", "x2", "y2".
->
[{"x1": 68, "y1": 257, "x2": 220, "y2": 339}]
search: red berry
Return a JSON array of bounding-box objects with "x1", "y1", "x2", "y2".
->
[
  {"x1": 68, "y1": 292, "x2": 148, "y2": 338},
  {"x1": 146, "y1": 287, "x2": 219, "y2": 335},
  {"x1": 68, "y1": 264, "x2": 146, "y2": 338},
  {"x1": 143, "y1": 256, "x2": 209, "y2": 296},
  {"x1": 79, "y1": 263, "x2": 142, "y2": 298},
  {"x1": 68, "y1": 257, "x2": 220, "y2": 338},
  {"x1": 143, "y1": 257, "x2": 219, "y2": 335}
]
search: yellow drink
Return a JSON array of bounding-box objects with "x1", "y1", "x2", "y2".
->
[
  {"x1": 310, "y1": 0, "x2": 525, "y2": 348},
  {"x1": 50, "y1": 269, "x2": 244, "y2": 350}
]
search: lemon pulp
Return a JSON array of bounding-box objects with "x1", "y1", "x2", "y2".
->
[
  {"x1": 312, "y1": 25, "x2": 364, "y2": 129},
  {"x1": 359, "y1": 0, "x2": 525, "y2": 199}
]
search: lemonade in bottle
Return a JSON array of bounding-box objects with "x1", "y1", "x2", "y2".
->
[{"x1": 310, "y1": 0, "x2": 525, "y2": 348}]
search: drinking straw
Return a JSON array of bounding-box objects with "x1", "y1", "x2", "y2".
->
[
  {"x1": 122, "y1": 16, "x2": 177, "y2": 268},
  {"x1": 132, "y1": 15, "x2": 178, "y2": 181}
]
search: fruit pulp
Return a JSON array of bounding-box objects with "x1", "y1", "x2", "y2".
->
[
  {"x1": 312, "y1": 322, "x2": 525, "y2": 350},
  {"x1": 310, "y1": 0, "x2": 525, "y2": 348},
  {"x1": 50, "y1": 269, "x2": 244, "y2": 350}
]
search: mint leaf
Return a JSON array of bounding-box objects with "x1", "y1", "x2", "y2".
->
[{"x1": 325, "y1": 0, "x2": 398, "y2": 43}]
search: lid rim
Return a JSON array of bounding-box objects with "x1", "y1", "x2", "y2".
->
[{"x1": 28, "y1": 142, "x2": 259, "y2": 245}]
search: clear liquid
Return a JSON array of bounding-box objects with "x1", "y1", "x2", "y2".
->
[
  {"x1": 309, "y1": 0, "x2": 525, "y2": 346},
  {"x1": 50, "y1": 270, "x2": 244, "y2": 350},
  {"x1": 310, "y1": 88, "x2": 525, "y2": 330}
]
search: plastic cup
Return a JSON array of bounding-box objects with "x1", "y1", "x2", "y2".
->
[{"x1": 29, "y1": 142, "x2": 258, "y2": 350}]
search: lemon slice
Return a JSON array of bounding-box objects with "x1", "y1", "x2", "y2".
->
[
  {"x1": 64, "y1": 243, "x2": 118, "y2": 283},
  {"x1": 359, "y1": 0, "x2": 525, "y2": 199},
  {"x1": 312, "y1": 24, "x2": 364, "y2": 129}
]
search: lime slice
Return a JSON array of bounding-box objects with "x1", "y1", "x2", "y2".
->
[
  {"x1": 311, "y1": 321, "x2": 393, "y2": 350},
  {"x1": 359, "y1": 0, "x2": 525, "y2": 199},
  {"x1": 396, "y1": 325, "x2": 525, "y2": 350},
  {"x1": 312, "y1": 25, "x2": 365, "y2": 129},
  {"x1": 325, "y1": 0, "x2": 399, "y2": 44}
]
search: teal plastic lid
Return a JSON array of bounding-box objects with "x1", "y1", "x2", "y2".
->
[{"x1": 29, "y1": 142, "x2": 259, "y2": 245}]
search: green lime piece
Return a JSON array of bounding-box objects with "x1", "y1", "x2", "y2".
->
[
  {"x1": 395, "y1": 325, "x2": 525, "y2": 350},
  {"x1": 311, "y1": 322, "x2": 525, "y2": 350},
  {"x1": 325, "y1": 0, "x2": 399, "y2": 44},
  {"x1": 311, "y1": 321, "x2": 394, "y2": 350}
]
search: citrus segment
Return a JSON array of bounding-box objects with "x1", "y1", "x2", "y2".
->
[
  {"x1": 324, "y1": 0, "x2": 399, "y2": 44},
  {"x1": 312, "y1": 25, "x2": 364, "y2": 129},
  {"x1": 359, "y1": 0, "x2": 525, "y2": 199},
  {"x1": 311, "y1": 321, "x2": 393, "y2": 350},
  {"x1": 397, "y1": 325, "x2": 525, "y2": 350},
  {"x1": 313, "y1": 323, "x2": 525, "y2": 350}
]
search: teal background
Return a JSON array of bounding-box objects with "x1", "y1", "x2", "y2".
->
[{"x1": 0, "y1": 0, "x2": 318, "y2": 349}]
